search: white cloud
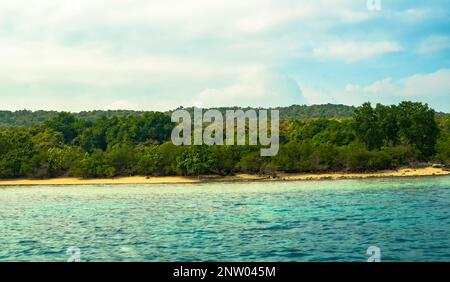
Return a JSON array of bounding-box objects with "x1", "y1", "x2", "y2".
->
[
  {"x1": 105, "y1": 100, "x2": 139, "y2": 110},
  {"x1": 0, "y1": 0, "x2": 447, "y2": 111},
  {"x1": 188, "y1": 70, "x2": 306, "y2": 108},
  {"x1": 300, "y1": 85, "x2": 337, "y2": 105},
  {"x1": 300, "y1": 69, "x2": 450, "y2": 111},
  {"x1": 0, "y1": 39, "x2": 263, "y2": 90},
  {"x1": 418, "y1": 35, "x2": 450, "y2": 54},
  {"x1": 399, "y1": 69, "x2": 450, "y2": 97},
  {"x1": 0, "y1": 0, "x2": 372, "y2": 33},
  {"x1": 345, "y1": 78, "x2": 399, "y2": 97},
  {"x1": 313, "y1": 41, "x2": 402, "y2": 62}
]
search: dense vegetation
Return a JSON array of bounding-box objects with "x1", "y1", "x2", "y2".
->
[
  {"x1": 177, "y1": 104, "x2": 356, "y2": 120},
  {"x1": 0, "y1": 102, "x2": 449, "y2": 179},
  {"x1": 0, "y1": 104, "x2": 355, "y2": 127}
]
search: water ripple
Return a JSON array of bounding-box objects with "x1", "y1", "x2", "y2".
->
[{"x1": 1, "y1": 176, "x2": 450, "y2": 261}]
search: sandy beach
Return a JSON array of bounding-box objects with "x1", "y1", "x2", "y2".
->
[
  {"x1": 0, "y1": 167, "x2": 448, "y2": 186},
  {"x1": 277, "y1": 166, "x2": 450, "y2": 181}
]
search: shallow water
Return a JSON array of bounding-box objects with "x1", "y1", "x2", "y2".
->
[{"x1": 1, "y1": 176, "x2": 450, "y2": 262}]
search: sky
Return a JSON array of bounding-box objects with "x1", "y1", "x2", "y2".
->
[{"x1": 0, "y1": 0, "x2": 449, "y2": 112}]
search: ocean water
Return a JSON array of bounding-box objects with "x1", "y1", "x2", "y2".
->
[{"x1": 1, "y1": 176, "x2": 450, "y2": 262}]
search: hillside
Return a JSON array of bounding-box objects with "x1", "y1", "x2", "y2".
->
[
  {"x1": 0, "y1": 101, "x2": 449, "y2": 179},
  {"x1": 0, "y1": 104, "x2": 356, "y2": 127}
]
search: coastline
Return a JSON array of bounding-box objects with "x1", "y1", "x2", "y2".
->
[{"x1": 0, "y1": 167, "x2": 449, "y2": 186}]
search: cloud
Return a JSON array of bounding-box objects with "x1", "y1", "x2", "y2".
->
[
  {"x1": 105, "y1": 100, "x2": 140, "y2": 110},
  {"x1": 188, "y1": 70, "x2": 306, "y2": 108},
  {"x1": 301, "y1": 69, "x2": 450, "y2": 111},
  {"x1": 0, "y1": 40, "x2": 251, "y2": 85},
  {"x1": 0, "y1": 0, "x2": 449, "y2": 111},
  {"x1": 313, "y1": 41, "x2": 402, "y2": 62},
  {"x1": 399, "y1": 69, "x2": 450, "y2": 97},
  {"x1": 344, "y1": 69, "x2": 450, "y2": 99},
  {"x1": 418, "y1": 35, "x2": 450, "y2": 54}
]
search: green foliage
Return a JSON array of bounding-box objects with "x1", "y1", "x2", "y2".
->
[
  {"x1": 353, "y1": 102, "x2": 384, "y2": 150},
  {"x1": 237, "y1": 150, "x2": 266, "y2": 173},
  {"x1": 75, "y1": 117, "x2": 109, "y2": 152},
  {"x1": 31, "y1": 129, "x2": 64, "y2": 151},
  {"x1": 0, "y1": 104, "x2": 356, "y2": 128},
  {"x1": 105, "y1": 144, "x2": 137, "y2": 176},
  {"x1": 396, "y1": 102, "x2": 439, "y2": 159},
  {"x1": 176, "y1": 146, "x2": 217, "y2": 176},
  {"x1": 272, "y1": 141, "x2": 313, "y2": 172},
  {"x1": 353, "y1": 102, "x2": 439, "y2": 159},
  {"x1": 381, "y1": 145, "x2": 417, "y2": 167},
  {"x1": 48, "y1": 146, "x2": 84, "y2": 177},
  {"x1": 0, "y1": 102, "x2": 448, "y2": 179},
  {"x1": 72, "y1": 151, "x2": 116, "y2": 178},
  {"x1": 0, "y1": 110, "x2": 59, "y2": 127},
  {"x1": 76, "y1": 113, "x2": 172, "y2": 150},
  {"x1": 44, "y1": 112, "x2": 86, "y2": 144},
  {"x1": 436, "y1": 138, "x2": 450, "y2": 166},
  {"x1": 135, "y1": 146, "x2": 163, "y2": 176},
  {"x1": 209, "y1": 145, "x2": 247, "y2": 175},
  {"x1": 435, "y1": 119, "x2": 450, "y2": 165},
  {"x1": 289, "y1": 119, "x2": 355, "y2": 146},
  {"x1": 0, "y1": 129, "x2": 34, "y2": 178},
  {"x1": 342, "y1": 143, "x2": 392, "y2": 172},
  {"x1": 272, "y1": 141, "x2": 343, "y2": 172}
]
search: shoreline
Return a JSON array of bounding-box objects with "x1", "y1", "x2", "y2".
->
[{"x1": 0, "y1": 167, "x2": 449, "y2": 186}]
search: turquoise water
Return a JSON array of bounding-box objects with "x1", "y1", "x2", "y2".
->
[{"x1": 1, "y1": 176, "x2": 450, "y2": 262}]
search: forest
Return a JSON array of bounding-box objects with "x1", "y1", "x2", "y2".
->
[
  {"x1": 0, "y1": 104, "x2": 355, "y2": 127},
  {"x1": 0, "y1": 101, "x2": 449, "y2": 179}
]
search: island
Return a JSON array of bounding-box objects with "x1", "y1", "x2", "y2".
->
[{"x1": 1, "y1": 103, "x2": 449, "y2": 184}]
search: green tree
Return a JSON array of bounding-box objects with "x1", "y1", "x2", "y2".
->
[
  {"x1": 72, "y1": 151, "x2": 115, "y2": 178},
  {"x1": 44, "y1": 112, "x2": 87, "y2": 144},
  {"x1": 375, "y1": 104, "x2": 399, "y2": 146},
  {"x1": 396, "y1": 102, "x2": 439, "y2": 159},
  {"x1": 353, "y1": 102, "x2": 383, "y2": 150},
  {"x1": 31, "y1": 129, "x2": 64, "y2": 151},
  {"x1": 176, "y1": 146, "x2": 217, "y2": 176},
  {"x1": 105, "y1": 144, "x2": 137, "y2": 176},
  {"x1": 136, "y1": 146, "x2": 163, "y2": 176},
  {"x1": 0, "y1": 129, "x2": 35, "y2": 178},
  {"x1": 75, "y1": 116, "x2": 109, "y2": 152},
  {"x1": 343, "y1": 142, "x2": 392, "y2": 171},
  {"x1": 48, "y1": 146, "x2": 84, "y2": 177},
  {"x1": 237, "y1": 150, "x2": 266, "y2": 173}
]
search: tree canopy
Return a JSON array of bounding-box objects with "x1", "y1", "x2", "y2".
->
[{"x1": 0, "y1": 102, "x2": 448, "y2": 179}]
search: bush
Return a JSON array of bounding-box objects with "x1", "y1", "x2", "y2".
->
[
  {"x1": 176, "y1": 146, "x2": 217, "y2": 176},
  {"x1": 237, "y1": 151, "x2": 266, "y2": 174},
  {"x1": 209, "y1": 146, "x2": 244, "y2": 175},
  {"x1": 72, "y1": 150, "x2": 115, "y2": 178},
  {"x1": 436, "y1": 135, "x2": 450, "y2": 166},
  {"x1": 344, "y1": 145, "x2": 392, "y2": 172},
  {"x1": 310, "y1": 143, "x2": 342, "y2": 171},
  {"x1": 381, "y1": 145, "x2": 418, "y2": 167},
  {"x1": 135, "y1": 146, "x2": 163, "y2": 176},
  {"x1": 105, "y1": 144, "x2": 137, "y2": 176}
]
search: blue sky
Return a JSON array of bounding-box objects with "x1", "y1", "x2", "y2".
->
[{"x1": 0, "y1": 0, "x2": 449, "y2": 112}]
